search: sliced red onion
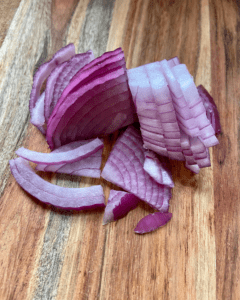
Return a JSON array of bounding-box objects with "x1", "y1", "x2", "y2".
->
[
  {"x1": 61, "y1": 89, "x2": 132, "y2": 144},
  {"x1": 134, "y1": 212, "x2": 172, "y2": 234},
  {"x1": 127, "y1": 65, "x2": 168, "y2": 157},
  {"x1": 197, "y1": 85, "x2": 221, "y2": 134},
  {"x1": 45, "y1": 51, "x2": 95, "y2": 122},
  {"x1": 185, "y1": 162, "x2": 200, "y2": 173},
  {"x1": 29, "y1": 44, "x2": 75, "y2": 115},
  {"x1": 47, "y1": 50, "x2": 136, "y2": 149},
  {"x1": 143, "y1": 142, "x2": 168, "y2": 157},
  {"x1": 16, "y1": 138, "x2": 103, "y2": 165},
  {"x1": 141, "y1": 129, "x2": 165, "y2": 143},
  {"x1": 80, "y1": 47, "x2": 123, "y2": 73},
  {"x1": 9, "y1": 157, "x2": 105, "y2": 210},
  {"x1": 143, "y1": 151, "x2": 174, "y2": 188},
  {"x1": 128, "y1": 62, "x2": 192, "y2": 161},
  {"x1": 50, "y1": 48, "x2": 125, "y2": 115},
  {"x1": 168, "y1": 56, "x2": 180, "y2": 68},
  {"x1": 43, "y1": 61, "x2": 69, "y2": 122},
  {"x1": 172, "y1": 64, "x2": 219, "y2": 147},
  {"x1": 160, "y1": 60, "x2": 200, "y2": 137},
  {"x1": 103, "y1": 190, "x2": 140, "y2": 225},
  {"x1": 101, "y1": 126, "x2": 172, "y2": 212},
  {"x1": 35, "y1": 140, "x2": 103, "y2": 178},
  {"x1": 30, "y1": 91, "x2": 46, "y2": 134},
  {"x1": 127, "y1": 58, "x2": 220, "y2": 173}
]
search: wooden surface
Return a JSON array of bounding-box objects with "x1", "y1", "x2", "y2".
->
[{"x1": 0, "y1": 0, "x2": 239, "y2": 299}]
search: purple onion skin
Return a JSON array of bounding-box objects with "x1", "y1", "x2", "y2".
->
[
  {"x1": 112, "y1": 193, "x2": 140, "y2": 221},
  {"x1": 134, "y1": 212, "x2": 172, "y2": 234},
  {"x1": 63, "y1": 203, "x2": 105, "y2": 211},
  {"x1": 197, "y1": 85, "x2": 221, "y2": 135}
]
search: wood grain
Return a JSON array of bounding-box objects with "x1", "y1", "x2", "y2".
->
[
  {"x1": 0, "y1": 0, "x2": 239, "y2": 299},
  {"x1": 210, "y1": 1, "x2": 240, "y2": 299},
  {"x1": 0, "y1": 0, "x2": 22, "y2": 47}
]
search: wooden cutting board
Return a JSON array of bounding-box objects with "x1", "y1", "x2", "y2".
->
[{"x1": 0, "y1": 0, "x2": 239, "y2": 299}]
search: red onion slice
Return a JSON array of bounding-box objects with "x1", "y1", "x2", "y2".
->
[
  {"x1": 127, "y1": 58, "x2": 219, "y2": 172},
  {"x1": 134, "y1": 212, "x2": 172, "y2": 234},
  {"x1": 80, "y1": 47, "x2": 123, "y2": 73},
  {"x1": 197, "y1": 85, "x2": 221, "y2": 134},
  {"x1": 185, "y1": 162, "x2": 200, "y2": 173},
  {"x1": 172, "y1": 64, "x2": 218, "y2": 147},
  {"x1": 9, "y1": 158, "x2": 105, "y2": 210},
  {"x1": 44, "y1": 61, "x2": 69, "y2": 122},
  {"x1": 50, "y1": 48, "x2": 125, "y2": 116},
  {"x1": 30, "y1": 91, "x2": 46, "y2": 134},
  {"x1": 103, "y1": 190, "x2": 140, "y2": 224},
  {"x1": 35, "y1": 140, "x2": 103, "y2": 178},
  {"x1": 101, "y1": 126, "x2": 172, "y2": 212},
  {"x1": 16, "y1": 138, "x2": 103, "y2": 165},
  {"x1": 61, "y1": 88, "x2": 132, "y2": 145},
  {"x1": 29, "y1": 44, "x2": 75, "y2": 115},
  {"x1": 47, "y1": 68, "x2": 125, "y2": 148},
  {"x1": 143, "y1": 151, "x2": 174, "y2": 188},
  {"x1": 168, "y1": 56, "x2": 180, "y2": 68},
  {"x1": 127, "y1": 65, "x2": 168, "y2": 157},
  {"x1": 160, "y1": 60, "x2": 200, "y2": 137},
  {"x1": 52, "y1": 51, "x2": 94, "y2": 104},
  {"x1": 44, "y1": 51, "x2": 94, "y2": 123},
  {"x1": 47, "y1": 51, "x2": 135, "y2": 149}
]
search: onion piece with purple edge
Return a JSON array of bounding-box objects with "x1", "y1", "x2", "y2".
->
[
  {"x1": 45, "y1": 51, "x2": 95, "y2": 122},
  {"x1": 44, "y1": 61, "x2": 68, "y2": 122},
  {"x1": 160, "y1": 59, "x2": 200, "y2": 137},
  {"x1": 46, "y1": 49, "x2": 127, "y2": 146},
  {"x1": 16, "y1": 138, "x2": 103, "y2": 165},
  {"x1": 35, "y1": 140, "x2": 103, "y2": 178},
  {"x1": 172, "y1": 64, "x2": 219, "y2": 147},
  {"x1": 197, "y1": 85, "x2": 221, "y2": 134},
  {"x1": 46, "y1": 50, "x2": 136, "y2": 149},
  {"x1": 143, "y1": 150, "x2": 174, "y2": 188},
  {"x1": 134, "y1": 212, "x2": 172, "y2": 234},
  {"x1": 30, "y1": 43, "x2": 75, "y2": 118},
  {"x1": 9, "y1": 157, "x2": 105, "y2": 210},
  {"x1": 127, "y1": 65, "x2": 168, "y2": 157},
  {"x1": 30, "y1": 91, "x2": 46, "y2": 134},
  {"x1": 54, "y1": 71, "x2": 135, "y2": 148},
  {"x1": 101, "y1": 126, "x2": 172, "y2": 212},
  {"x1": 103, "y1": 190, "x2": 140, "y2": 225},
  {"x1": 144, "y1": 62, "x2": 185, "y2": 160},
  {"x1": 167, "y1": 56, "x2": 180, "y2": 68},
  {"x1": 49, "y1": 48, "x2": 124, "y2": 119},
  {"x1": 185, "y1": 162, "x2": 200, "y2": 174}
]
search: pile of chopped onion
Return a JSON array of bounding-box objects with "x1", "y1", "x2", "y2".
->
[{"x1": 10, "y1": 44, "x2": 221, "y2": 234}]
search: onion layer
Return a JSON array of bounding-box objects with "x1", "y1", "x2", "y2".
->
[
  {"x1": 101, "y1": 126, "x2": 172, "y2": 212},
  {"x1": 30, "y1": 44, "x2": 75, "y2": 128},
  {"x1": 35, "y1": 140, "x2": 103, "y2": 178},
  {"x1": 143, "y1": 150, "x2": 174, "y2": 188},
  {"x1": 44, "y1": 50, "x2": 95, "y2": 122},
  {"x1": 134, "y1": 212, "x2": 172, "y2": 234},
  {"x1": 30, "y1": 91, "x2": 46, "y2": 134},
  {"x1": 197, "y1": 85, "x2": 221, "y2": 134},
  {"x1": 16, "y1": 138, "x2": 103, "y2": 165},
  {"x1": 9, "y1": 157, "x2": 105, "y2": 210},
  {"x1": 103, "y1": 190, "x2": 140, "y2": 224},
  {"x1": 46, "y1": 48, "x2": 136, "y2": 149}
]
